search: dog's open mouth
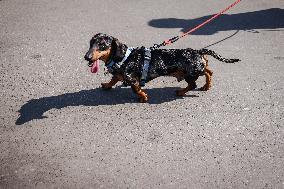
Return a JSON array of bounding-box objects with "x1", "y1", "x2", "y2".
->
[{"x1": 88, "y1": 60, "x2": 99, "y2": 73}]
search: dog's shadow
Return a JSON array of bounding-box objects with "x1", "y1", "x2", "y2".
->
[
  {"x1": 15, "y1": 87, "x2": 199, "y2": 125},
  {"x1": 148, "y1": 8, "x2": 284, "y2": 35}
]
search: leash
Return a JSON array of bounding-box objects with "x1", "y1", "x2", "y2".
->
[{"x1": 150, "y1": 0, "x2": 242, "y2": 50}]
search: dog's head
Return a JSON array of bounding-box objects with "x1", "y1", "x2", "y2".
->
[{"x1": 84, "y1": 33, "x2": 128, "y2": 73}]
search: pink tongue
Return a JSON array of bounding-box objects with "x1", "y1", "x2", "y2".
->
[{"x1": 91, "y1": 60, "x2": 99, "y2": 73}]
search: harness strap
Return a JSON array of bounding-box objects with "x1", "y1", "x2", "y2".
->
[
  {"x1": 140, "y1": 48, "x2": 151, "y2": 87},
  {"x1": 121, "y1": 47, "x2": 134, "y2": 63},
  {"x1": 106, "y1": 47, "x2": 151, "y2": 87},
  {"x1": 106, "y1": 47, "x2": 134, "y2": 72}
]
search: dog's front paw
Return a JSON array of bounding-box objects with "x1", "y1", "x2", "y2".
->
[
  {"x1": 138, "y1": 93, "x2": 148, "y2": 103},
  {"x1": 138, "y1": 97, "x2": 148, "y2": 103},
  {"x1": 101, "y1": 83, "x2": 112, "y2": 90}
]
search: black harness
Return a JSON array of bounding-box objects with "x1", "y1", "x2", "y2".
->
[{"x1": 106, "y1": 47, "x2": 151, "y2": 87}]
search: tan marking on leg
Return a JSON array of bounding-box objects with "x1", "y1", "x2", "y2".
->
[
  {"x1": 201, "y1": 55, "x2": 213, "y2": 91},
  {"x1": 131, "y1": 84, "x2": 148, "y2": 103},
  {"x1": 101, "y1": 75, "x2": 123, "y2": 89},
  {"x1": 201, "y1": 71, "x2": 212, "y2": 91},
  {"x1": 169, "y1": 70, "x2": 185, "y2": 82}
]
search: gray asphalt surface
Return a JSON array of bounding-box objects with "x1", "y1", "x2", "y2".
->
[{"x1": 1, "y1": 0, "x2": 283, "y2": 188}]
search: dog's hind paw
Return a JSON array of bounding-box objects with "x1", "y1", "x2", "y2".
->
[
  {"x1": 176, "y1": 90, "x2": 186, "y2": 96},
  {"x1": 200, "y1": 85, "x2": 211, "y2": 91}
]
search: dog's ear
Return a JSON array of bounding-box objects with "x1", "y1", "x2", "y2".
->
[{"x1": 111, "y1": 38, "x2": 128, "y2": 62}]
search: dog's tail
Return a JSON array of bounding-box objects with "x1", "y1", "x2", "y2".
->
[{"x1": 198, "y1": 49, "x2": 240, "y2": 63}]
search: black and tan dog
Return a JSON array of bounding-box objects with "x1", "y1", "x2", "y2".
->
[{"x1": 84, "y1": 33, "x2": 239, "y2": 102}]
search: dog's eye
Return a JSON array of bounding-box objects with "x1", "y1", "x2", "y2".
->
[
  {"x1": 98, "y1": 43, "x2": 108, "y2": 51},
  {"x1": 100, "y1": 45, "x2": 107, "y2": 51}
]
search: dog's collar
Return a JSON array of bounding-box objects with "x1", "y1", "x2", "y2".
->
[{"x1": 106, "y1": 47, "x2": 134, "y2": 72}]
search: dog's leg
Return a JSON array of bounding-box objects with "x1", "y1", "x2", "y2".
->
[
  {"x1": 101, "y1": 75, "x2": 122, "y2": 90},
  {"x1": 123, "y1": 64, "x2": 148, "y2": 102},
  {"x1": 200, "y1": 56, "x2": 213, "y2": 91},
  {"x1": 131, "y1": 84, "x2": 148, "y2": 103},
  {"x1": 206, "y1": 67, "x2": 213, "y2": 76},
  {"x1": 200, "y1": 68, "x2": 213, "y2": 91},
  {"x1": 176, "y1": 79, "x2": 197, "y2": 96}
]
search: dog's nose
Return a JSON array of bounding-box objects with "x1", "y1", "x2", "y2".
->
[{"x1": 84, "y1": 50, "x2": 93, "y2": 61}]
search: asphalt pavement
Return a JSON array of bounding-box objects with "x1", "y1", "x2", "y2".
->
[{"x1": 0, "y1": 0, "x2": 283, "y2": 188}]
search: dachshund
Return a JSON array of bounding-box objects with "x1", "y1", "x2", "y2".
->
[{"x1": 84, "y1": 33, "x2": 240, "y2": 102}]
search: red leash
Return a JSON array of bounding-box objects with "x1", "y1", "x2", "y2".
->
[{"x1": 151, "y1": 0, "x2": 242, "y2": 49}]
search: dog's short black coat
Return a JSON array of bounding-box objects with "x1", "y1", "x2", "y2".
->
[
  {"x1": 84, "y1": 33, "x2": 240, "y2": 102},
  {"x1": 121, "y1": 48, "x2": 207, "y2": 84}
]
